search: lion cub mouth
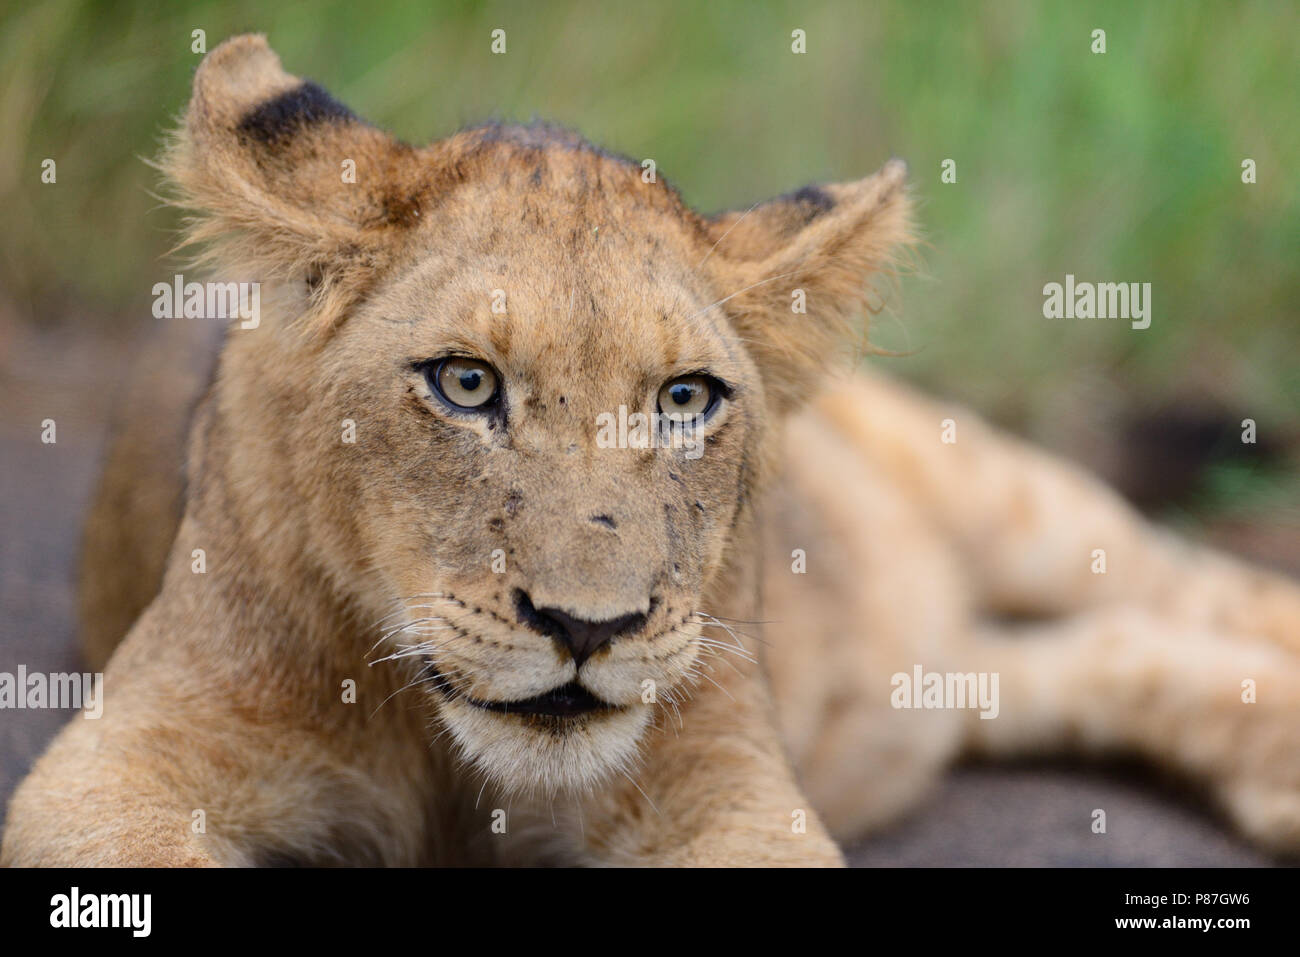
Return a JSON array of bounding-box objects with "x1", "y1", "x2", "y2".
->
[
  {"x1": 468, "y1": 681, "x2": 618, "y2": 718},
  {"x1": 429, "y1": 667, "x2": 619, "y2": 719}
]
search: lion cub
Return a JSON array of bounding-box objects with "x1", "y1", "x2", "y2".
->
[{"x1": 5, "y1": 35, "x2": 1299, "y2": 866}]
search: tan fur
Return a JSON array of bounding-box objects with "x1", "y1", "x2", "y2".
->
[{"x1": 5, "y1": 36, "x2": 1299, "y2": 866}]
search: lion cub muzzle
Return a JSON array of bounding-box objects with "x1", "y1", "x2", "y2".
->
[{"x1": 513, "y1": 588, "x2": 652, "y2": 668}]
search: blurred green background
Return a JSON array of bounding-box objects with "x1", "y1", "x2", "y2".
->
[{"x1": 1, "y1": 0, "x2": 1296, "y2": 538}]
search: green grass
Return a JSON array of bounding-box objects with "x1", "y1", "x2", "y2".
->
[{"x1": 2, "y1": 0, "x2": 1296, "y2": 518}]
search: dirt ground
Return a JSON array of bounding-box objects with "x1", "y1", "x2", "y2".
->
[{"x1": 0, "y1": 318, "x2": 1275, "y2": 865}]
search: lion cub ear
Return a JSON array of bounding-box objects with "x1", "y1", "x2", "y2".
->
[
  {"x1": 702, "y1": 161, "x2": 912, "y2": 413},
  {"x1": 162, "y1": 34, "x2": 426, "y2": 329}
]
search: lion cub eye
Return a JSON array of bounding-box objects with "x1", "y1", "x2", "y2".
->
[
  {"x1": 657, "y1": 374, "x2": 719, "y2": 421},
  {"x1": 430, "y1": 357, "x2": 500, "y2": 411}
]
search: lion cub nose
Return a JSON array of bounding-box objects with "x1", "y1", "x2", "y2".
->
[{"x1": 514, "y1": 590, "x2": 648, "y2": 667}]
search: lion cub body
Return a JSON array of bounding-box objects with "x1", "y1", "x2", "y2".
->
[{"x1": 5, "y1": 36, "x2": 1300, "y2": 866}]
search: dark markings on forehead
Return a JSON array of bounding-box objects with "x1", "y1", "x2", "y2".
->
[
  {"x1": 452, "y1": 121, "x2": 707, "y2": 235},
  {"x1": 236, "y1": 81, "x2": 356, "y2": 147}
]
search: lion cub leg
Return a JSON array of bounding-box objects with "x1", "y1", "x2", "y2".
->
[
  {"x1": 2, "y1": 699, "x2": 435, "y2": 866},
  {"x1": 821, "y1": 372, "x2": 1300, "y2": 651},
  {"x1": 765, "y1": 411, "x2": 973, "y2": 841},
  {"x1": 555, "y1": 664, "x2": 847, "y2": 866},
  {"x1": 2, "y1": 717, "x2": 221, "y2": 866},
  {"x1": 963, "y1": 609, "x2": 1300, "y2": 852},
  {"x1": 1, "y1": 693, "x2": 433, "y2": 867},
  {"x1": 3, "y1": 599, "x2": 438, "y2": 866}
]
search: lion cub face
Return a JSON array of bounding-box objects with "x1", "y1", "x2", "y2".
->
[
  {"x1": 328, "y1": 177, "x2": 763, "y2": 793},
  {"x1": 171, "y1": 36, "x2": 909, "y2": 795}
]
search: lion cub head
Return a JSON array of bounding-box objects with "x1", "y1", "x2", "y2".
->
[{"x1": 167, "y1": 35, "x2": 910, "y2": 795}]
